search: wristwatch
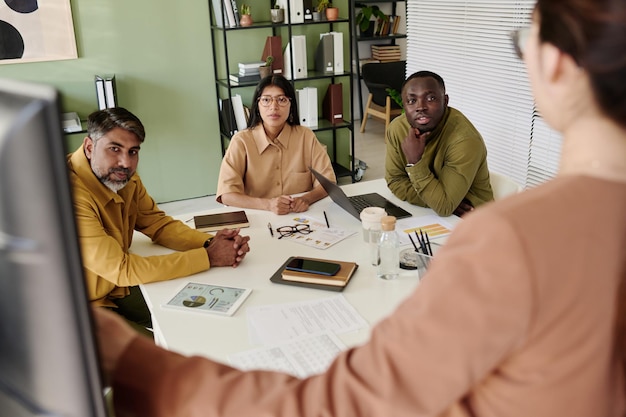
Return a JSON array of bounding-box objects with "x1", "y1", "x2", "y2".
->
[{"x1": 203, "y1": 237, "x2": 213, "y2": 248}]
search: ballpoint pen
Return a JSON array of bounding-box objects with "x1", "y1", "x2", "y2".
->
[
  {"x1": 424, "y1": 231, "x2": 433, "y2": 256},
  {"x1": 323, "y1": 211, "x2": 330, "y2": 228},
  {"x1": 267, "y1": 222, "x2": 274, "y2": 237},
  {"x1": 408, "y1": 233, "x2": 419, "y2": 252},
  {"x1": 415, "y1": 231, "x2": 427, "y2": 255}
]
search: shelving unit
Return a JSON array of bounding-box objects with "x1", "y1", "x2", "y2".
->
[
  {"x1": 208, "y1": 0, "x2": 356, "y2": 180},
  {"x1": 351, "y1": 0, "x2": 407, "y2": 118}
]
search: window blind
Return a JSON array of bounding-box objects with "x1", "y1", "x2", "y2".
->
[{"x1": 406, "y1": 0, "x2": 561, "y2": 188}]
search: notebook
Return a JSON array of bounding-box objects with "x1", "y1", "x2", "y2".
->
[{"x1": 310, "y1": 167, "x2": 412, "y2": 220}]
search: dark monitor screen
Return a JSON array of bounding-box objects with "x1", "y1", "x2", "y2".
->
[{"x1": 0, "y1": 79, "x2": 108, "y2": 417}]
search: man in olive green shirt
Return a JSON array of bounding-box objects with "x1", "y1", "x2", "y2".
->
[{"x1": 385, "y1": 71, "x2": 493, "y2": 217}]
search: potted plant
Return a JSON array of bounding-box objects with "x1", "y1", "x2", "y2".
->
[
  {"x1": 239, "y1": 4, "x2": 253, "y2": 26},
  {"x1": 259, "y1": 56, "x2": 273, "y2": 79},
  {"x1": 317, "y1": 0, "x2": 338, "y2": 21},
  {"x1": 355, "y1": 3, "x2": 387, "y2": 37},
  {"x1": 270, "y1": 1, "x2": 284, "y2": 23}
]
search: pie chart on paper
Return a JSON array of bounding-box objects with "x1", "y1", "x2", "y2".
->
[{"x1": 183, "y1": 295, "x2": 207, "y2": 308}]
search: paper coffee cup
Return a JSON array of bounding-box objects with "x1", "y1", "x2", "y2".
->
[{"x1": 360, "y1": 207, "x2": 387, "y2": 242}]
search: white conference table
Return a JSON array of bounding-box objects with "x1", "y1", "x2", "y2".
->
[{"x1": 136, "y1": 178, "x2": 460, "y2": 363}]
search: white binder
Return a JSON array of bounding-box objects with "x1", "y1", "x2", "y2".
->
[
  {"x1": 283, "y1": 35, "x2": 308, "y2": 80},
  {"x1": 296, "y1": 87, "x2": 318, "y2": 128},
  {"x1": 275, "y1": 0, "x2": 304, "y2": 24},
  {"x1": 330, "y1": 31, "x2": 344, "y2": 74},
  {"x1": 231, "y1": 94, "x2": 248, "y2": 131}
]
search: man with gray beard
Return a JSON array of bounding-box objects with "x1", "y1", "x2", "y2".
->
[{"x1": 67, "y1": 108, "x2": 250, "y2": 332}]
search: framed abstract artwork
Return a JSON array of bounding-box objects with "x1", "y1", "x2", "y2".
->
[{"x1": 0, "y1": 0, "x2": 77, "y2": 65}]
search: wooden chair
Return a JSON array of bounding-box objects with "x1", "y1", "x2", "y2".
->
[
  {"x1": 360, "y1": 60, "x2": 406, "y2": 138},
  {"x1": 489, "y1": 170, "x2": 524, "y2": 200}
]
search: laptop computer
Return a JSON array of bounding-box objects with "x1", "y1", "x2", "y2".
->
[{"x1": 310, "y1": 167, "x2": 412, "y2": 220}]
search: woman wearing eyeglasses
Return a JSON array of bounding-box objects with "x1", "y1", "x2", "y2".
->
[
  {"x1": 95, "y1": 0, "x2": 625, "y2": 415},
  {"x1": 216, "y1": 75, "x2": 335, "y2": 215}
]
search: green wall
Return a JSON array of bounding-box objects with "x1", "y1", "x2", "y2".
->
[{"x1": 0, "y1": 0, "x2": 221, "y2": 203}]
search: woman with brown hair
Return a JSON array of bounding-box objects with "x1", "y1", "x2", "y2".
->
[
  {"x1": 216, "y1": 75, "x2": 335, "y2": 215},
  {"x1": 94, "y1": 0, "x2": 625, "y2": 415}
]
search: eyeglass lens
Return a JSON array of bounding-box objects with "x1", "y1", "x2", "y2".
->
[
  {"x1": 258, "y1": 95, "x2": 291, "y2": 107},
  {"x1": 277, "y1": 224, "x2": 311, "y2": 239}
]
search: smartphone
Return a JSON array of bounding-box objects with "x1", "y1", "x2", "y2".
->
[{"x1": 285, "y1": 258, "x2": 341, "y2": 276}]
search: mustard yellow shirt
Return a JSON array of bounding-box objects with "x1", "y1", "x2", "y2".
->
[
  {"x1": 216, "y1": 124, "x2": 336, "y2": 202},
  {"x1": 67, "y1": 146, "x2": 210, "y2": 307}
]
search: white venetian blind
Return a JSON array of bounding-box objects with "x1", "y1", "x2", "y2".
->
[{"x1": 406, "y1": 0, "x2": 561, "y2": 188}]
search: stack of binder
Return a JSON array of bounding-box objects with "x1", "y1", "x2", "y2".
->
[
  {"x1": 371, "y1": 45, "x2": 402, "y2": 62},
  {"x1": 94, "y1": 75, "x2": 117, "y2": 110},
  {"x1": 230, "y1": 61, "x2": 264, "y2": 84}
]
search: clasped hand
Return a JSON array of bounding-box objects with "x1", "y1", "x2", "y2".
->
[
  {"x1": 269, "y1": 195, "x2": 309, "y2": 215},
  {"x1": 205, "y1": 229, "x2": 250, "y2": 267}
]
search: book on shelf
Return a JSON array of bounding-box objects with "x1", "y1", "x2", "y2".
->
[
  {"x1": 222, "y1": 0, "x2": 237, "y2": 27},
  {"x1": 230, "y1": 0, "x2": 240, "y2": 26},
  {"x1": 94, "y1": 74, "x2": 116, "y2": 109},
  {"x1": 391, "y1": 15, "x2": 401, "y2": 34},
  {"x1": 230, "y1": 94, "x2": 248, "y2": 131},
  {"x1": 229, "y1": 73, "x2": 261, "y2": 84},
  {"x1": 303, "y1": 0, "x2": 313, "y2": 20},
  {"x1": 275, "y1": 0, "x2": 304, "y2": 24},
  {"x1": 296, "y1": 87, "x2": 318, "y2": 129},
  {"x1": 261, "y1": 36, "x2": 284, "y2": 75},
  {"x1": 219, "y1": 97, "x2": 236, "y2": 136},
  {"x1": 94, "y1": 76, "x2": 106, "y2": 110},
  {"x1": 315, "y1": 33, "x2": 334, "y2": 74},
  {"x1": 210, "y1": 0, "x2": 224, "y2": 27},
  {"x1": 193, "y1": 210, "x2": 249, "y2": 232},
  {"x1": 329, "y1": 31, "x2": 344, "y2": 74},
  {"x1": 283, "y1": 35, "x2": 308, "y2": 80},
  {"x1": 322, "y1": 83, "x2": 343, "y2": 124}
]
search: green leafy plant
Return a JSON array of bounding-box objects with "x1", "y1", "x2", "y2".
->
[
  {"x1": 316, "y1": 0, "x2": 331, "y2": 13},
  {"x1": 355, "y1": 3, "x2": 387, "y2": 32},
  {"x1": 240, "y1": 4, "x2": 251, "y2": 15},
  {"x1": 272, "y1": 0, "x2": 280, "y2": 9},
  {"x1": 264, "y1": 56, "x2": 274, "y2": 67},
  {"x1": 386, "y1": 88, "x2": 404, "y2": 110}
]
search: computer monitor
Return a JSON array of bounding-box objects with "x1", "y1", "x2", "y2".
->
[{"x1": 0, "y1": 79, "x2": 108, "y2": 417}]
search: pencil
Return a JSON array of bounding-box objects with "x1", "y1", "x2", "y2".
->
[
  {"x1": 424, "y1": 231, "x2": 433, "y2": 256},
  {"x1": 267, "y1": 222, "x2": 274, "y2": 237},
  {"x1": 408, "y1": 233, "x2": 419, "y2": 252},
  {"x1": 323, "y1": 211, "x2": 330, "y2": 228},
  {"x1": 416, "y1": 230, "x2": 427, "y2": 255}
]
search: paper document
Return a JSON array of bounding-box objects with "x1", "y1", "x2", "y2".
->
[
  {"x1": 396, "y1": 215, "x2": 456, "y2": 246},
  {"x1": 277, "y1": 214, "x2": 357, "y2": 249},
  {"x1": 229, "y1": 331, "x2": 346, "y2": 378},
  {"x1": 246, "y1": 295, "x2": 368, "y2": 345}
]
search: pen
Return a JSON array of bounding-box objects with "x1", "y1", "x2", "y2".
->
[
  {"x1": 408, "y1": 233, "x2": 419, "y2": 252},
  {"x1": 267, "y1": 222, "x2": 274, "y2": 237},
  {"x1": 323, "y1": 211, "x2": 330, "y2": 228},
  {"x1": 424, "y1": 231, "x2": 433, "y2": 256},
  {"x1": 416, "y1": 230, "x2": 427, "y2": 255}
]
